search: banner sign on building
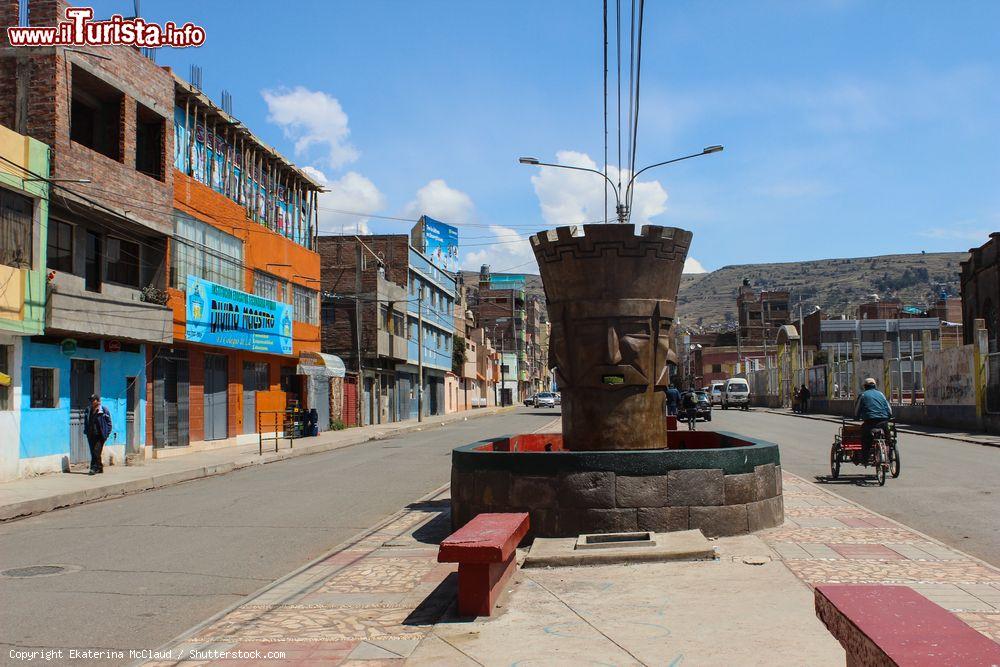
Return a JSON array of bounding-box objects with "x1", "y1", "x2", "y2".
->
[
  {"x1": 185, "y1": 276, "x2": 293, "y2": 355},
  {"x1": 414, "y1": 216, "x2": 459, "y2": 273}
]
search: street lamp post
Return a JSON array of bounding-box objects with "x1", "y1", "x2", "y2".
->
[{"x1": 518, "y1": 145, "x2": 722, "y2": 225}]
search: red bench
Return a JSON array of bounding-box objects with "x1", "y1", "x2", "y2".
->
[
  {"x1": 815, "y1": 584, "x2": 1000, "y2": 666},
  {"x1": 438, "y1": 512, "x2": 530, "y2": 617}
]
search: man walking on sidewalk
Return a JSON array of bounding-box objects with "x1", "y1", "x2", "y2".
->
[
  {"x1": 84, "y1": 394, "x2": 112, "y2": 475},
  {"x1": 799, "y1": 384, "x2": 811, "y2": 414}
]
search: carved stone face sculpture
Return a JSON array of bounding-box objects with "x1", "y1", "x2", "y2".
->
[{"x1": 532, "y1": 224, "x2": 692, "y2": 450}]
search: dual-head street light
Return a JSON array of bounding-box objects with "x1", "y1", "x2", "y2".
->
[{"x1": 518, "y1": 145, "x2": 723, "y2": 224}]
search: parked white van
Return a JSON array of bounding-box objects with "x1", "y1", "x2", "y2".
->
[
  {"x1": 710, "y1": 381, "x2": 725, "y2": 405},
  {"x1": 722, "y1": 378, "x2": 750, "y2": 411}
]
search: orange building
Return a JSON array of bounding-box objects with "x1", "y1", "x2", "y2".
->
[{"x1": 145, "y1": 74, "x2": 329, "y2": 452}]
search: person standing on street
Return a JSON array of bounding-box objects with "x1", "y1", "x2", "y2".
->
[
  {"x1": 84, "y1": 394, "x2": 112, "y2": 475},
  {"x1": 799, "y1": 384, "x2": 811, "y2": 414},
  {"x1": 854, "y1": 378, "x2": 892, "y2": 465},
  {"x1": 665, "y1": 383, "x2": 681, "y2": 416}
]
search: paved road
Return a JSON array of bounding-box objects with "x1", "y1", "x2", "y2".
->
[
  {"x1": 711, "y1": 409, "x2": 1000, "y2": 566},
  {"x1": 0, "y1": 410, "x2": 558, "y2": 663}
]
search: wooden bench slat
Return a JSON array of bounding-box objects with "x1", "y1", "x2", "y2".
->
[
  {"x1": 438, "y1": 512, "x2": 530, "y2": 564},
  {"x1": 816, "y1": 585, "x2": 1000, "y2": 666}
]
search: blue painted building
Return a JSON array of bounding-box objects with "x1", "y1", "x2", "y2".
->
[{"x1": 396, "y1": 246, "x2": 456, "y2": 419}]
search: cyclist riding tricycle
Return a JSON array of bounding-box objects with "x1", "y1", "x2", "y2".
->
[{"x1": 829, "y1": 377, "x2": 901, "y2": 486}]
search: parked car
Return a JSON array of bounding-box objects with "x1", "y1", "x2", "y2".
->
[
  {"x1": 524, "y1": 394, "x2": 536, "y2": 406},
  {"x1": 710, "y1": 381, "x2": 725, "y2": 405},
  {"x1": 535, "y1": 392, "x2": 557, "y2": 408},
  {"x1": 679, "y1": 390, "x2": 712, "y2": 422},
  {"x1": 722, "y1": 378, "x2": 751, "y2": 411},
  {"x1": 554, "y1": 392, "x2": 562, "y2": 406}
]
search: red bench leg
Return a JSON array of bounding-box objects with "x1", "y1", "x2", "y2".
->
[{"x1": 457, "y1": 552, "x2": 516, "y2": 617}]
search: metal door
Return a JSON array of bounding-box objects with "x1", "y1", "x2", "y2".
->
[
  {"x1": 69, "y1": 359, "x2": 95, "y2": 464},
  {"x1": 242, "y1": 362, "x2": 267, "y2": 435},
  {"x1": 204, "y1": 354, "x2": 228, "y2": 441},
  {"x1": 314, "y1": 379, "x2": 330, "y2": 432},
  {"x1": 125, "y1": 377, "x2": 137, "y2": 452}
]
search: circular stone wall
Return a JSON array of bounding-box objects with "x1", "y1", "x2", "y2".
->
[{"x1": 450, "y1": 431, "x2": 783, "y2": 538}]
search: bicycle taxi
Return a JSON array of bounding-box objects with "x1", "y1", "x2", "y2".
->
[{"x1": 830, "y1": 419, "x2": 900, "y2": 486}]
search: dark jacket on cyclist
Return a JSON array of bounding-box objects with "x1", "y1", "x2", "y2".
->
[{"x1": 855, "y1": 385, "x2": 892, "y2": 464}]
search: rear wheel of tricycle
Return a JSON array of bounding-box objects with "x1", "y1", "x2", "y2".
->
[
  {"x1": 830, "y1": 443, "x2": 840, "y2": 479},
  {"x1": 889, "y1": 442, "x2": 900, "y2": 478},
  {"x1": 874, "y1": 439, "x2": 887, "y2": 486}
]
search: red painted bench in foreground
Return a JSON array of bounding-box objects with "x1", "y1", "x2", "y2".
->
[
  {"x1": 815, "y1": 584, "x2": 1000, "y2": 666},
  {"x1": 438, "y1": 512, "x2": 530, "y2": 617}
]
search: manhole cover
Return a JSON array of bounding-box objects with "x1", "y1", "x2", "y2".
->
[{"x1": 2, "y1": 565, "x2": 76, "y2": 578}]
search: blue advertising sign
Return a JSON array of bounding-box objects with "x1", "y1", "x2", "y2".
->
[
  {"x1": 421, "y1": 216, "x2": 459, "y2": 273},
  {"x1": 186, "y1": 276, "x2": 293, "y2": 355}
]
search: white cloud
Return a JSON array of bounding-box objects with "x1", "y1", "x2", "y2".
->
[
  {"x1": 262, "y1": 87, "x2": 359, "y2": 169},
  {"x1": 463, "y1": 224, "x2": 536, "y2": 273},
  {"x1": 303, "y1": 166, "x2": 385, "y2": 235},
  {"x1": 530, "y1": 150, "x2": 668, "y2": 226},
  {"x1": 404, "y1": 179, "x2": 475, "y2": 223},
  {"x1": 918, "y1": 224, "x2": 990, "y2": 243},
  {"x1": 684, "y1": 257, "x2": 707, "y2": 274}
]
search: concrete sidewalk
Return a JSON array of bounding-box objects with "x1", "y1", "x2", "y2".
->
[
  {"x1": 0, "y1": 406, "x2": 514, "y2": 523},
  {"x1": 144, "y1": 466, "x2": 1000, "y2": 666},
  {"x1": 762, "y1": 406, "x2": 1000, "y2": 448}
]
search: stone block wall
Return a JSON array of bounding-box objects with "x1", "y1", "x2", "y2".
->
[{"x1": 451, "y1": 463, "x2": 784, "y2": 538}]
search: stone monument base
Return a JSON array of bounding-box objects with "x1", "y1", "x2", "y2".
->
[{"x1": 450, "y1": 431, "x2": 783, "y2": 539}]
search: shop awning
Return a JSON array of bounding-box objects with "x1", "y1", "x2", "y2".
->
[{"x1": 297, "y1": 352, "x2": 346, "y2": 378}]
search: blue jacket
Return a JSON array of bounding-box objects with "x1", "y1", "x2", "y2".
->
[
  {"x1": 666, "y1": 386, "x2": 681, "y2": 406},
  {"x1": 855, "y1": 389, "x2": 892, "y2": 421},
  {"x1": 84, "y1": 404, "x2": 113, "y2": 441}
]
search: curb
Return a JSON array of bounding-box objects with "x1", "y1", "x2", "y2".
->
[
  {"x1": 759, "y1": 408, "x2": 1000, "y2": 449},
  {"x1": 0, "y1": 406, "x2": 518, "y2": 523},
  {"x1": 138, "y1": 482, "x2": 451, "y2": 667}
]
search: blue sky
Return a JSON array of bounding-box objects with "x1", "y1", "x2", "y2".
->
[{"x1": 90, "y1": 1, "x2": 1000, "y2": 273}]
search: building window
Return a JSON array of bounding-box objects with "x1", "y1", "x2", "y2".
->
[
  {"x1": 105, "y1": 237, "x2": 141, "y2": 288},
  {"x1": 0, "y1": 345, "x2": 10, "y2": 410},
  {"x1": 171, "y1": 212, "x2": 243, "y2": 290},
  {"x1": 135, "y1": 102, "x2": 165, "y2": 181},
  {"x1": 254, "y1": 271, "x2": 286, "y2": 302},
  {"x1": 321, "y1": 299, "x2": 335, "y2": 325},
  {"x1": 47, "y1": 219, "x2": 73, "y2": 273},
  {"x1": 0, "y1": 187, "x2": 33, "y2": 269},
  {"x1": 712, "y1": 364, "x2": 722, "y2": 373},
  {"x1": 293, "y1": 284, "x2": 318, "y2": 324},
  {"x1": 392, "y1": 312, "x2": 404, "y2": 336},
  {"x1": 379, "y1": 305, "x2": 389, "y2": 330},
  {"x1": 30, "y1": 367, "x2": 56, "y2": 408},
  {"x1": 70, "y1": 65, "x2": 123, "y2": 162}
]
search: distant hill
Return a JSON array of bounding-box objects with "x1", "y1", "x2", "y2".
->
[
  {"x1": 676, "y1": 252, "x2": 966, "y2": 331},
  {"x1": 462, "y1": 251, "x2": 967, "y2": 332}
]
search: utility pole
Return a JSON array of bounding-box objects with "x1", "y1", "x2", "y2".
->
[
  {"x1": 354, "y1": 243, "x2": 364, "y2": 426},
  {"x1": 499, "y1": 330, "x2": 507, "y2": 406},
  {"x1": 417, "y1": 286, "x2": 424, "y2": 422},
  {"x1": 799, "y1": 295, "x2": 806, "y2": 387}
]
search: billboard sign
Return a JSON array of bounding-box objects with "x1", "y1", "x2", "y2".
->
[
  {"x1": 185, "y1": 276, "x2": 293, "y2": 355},
  {"x1": 419, "y1": 216, "x2": 459, "y2": 273}
]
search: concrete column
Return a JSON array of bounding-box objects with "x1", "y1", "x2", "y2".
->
[
  {"x1": 882, "y1": 340, "x2": 893, "y2": 402},
  {"x1": 973, "y1": 318, "x2": 988, "y2": 420},
  {"x1": 852, "y1": 342, "x2": 862, "y2": 397}
]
